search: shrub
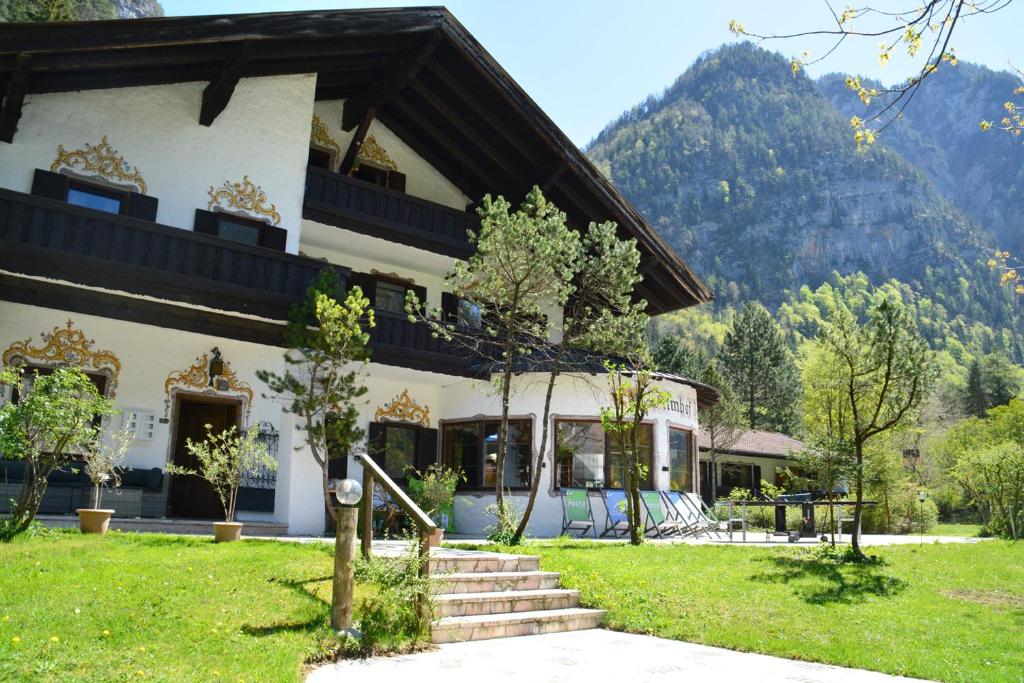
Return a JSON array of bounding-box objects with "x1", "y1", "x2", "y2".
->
[
  {"x1": 485, "y1": 496, "x2": 525, "y2": 545},
  {"x1": 352, "y1": 541, "x2": 432, "y2": 654}
]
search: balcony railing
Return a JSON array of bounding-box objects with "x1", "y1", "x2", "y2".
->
[
  {"x1": 0, "y1": 188, "x2": 334, "y2": 320},
  {"x1": 303, "y1": 167, "x2": 476, "y2": 259},
  {"x1": 368, "y1": 309, "x2": 471, "y2": 375}
]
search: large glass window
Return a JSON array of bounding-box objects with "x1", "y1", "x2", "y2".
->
[
  {"x1": 443, "y1": 419, "x2": 531, "y2": 489},
  {"x1": 668, "y1": 428, "x2": 693, "y2": 491},
  {"x1": 556, "y1": 420, "x2": 652, "y2": 489}
]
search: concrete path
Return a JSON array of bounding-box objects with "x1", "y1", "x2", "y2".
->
[{"x1": 307, "y1": 629, "x2": 930, "y2": 683}]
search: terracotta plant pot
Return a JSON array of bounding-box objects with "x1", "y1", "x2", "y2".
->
[
  {"x1": 77, "y1": 509, "x2": 115, "y2": 535},
  {"x1": 213, "y1": 521, "x2": 243, "y2": 543},
  {"x1": 427, "y1": 527, "x2": 445, "y2": 548}
]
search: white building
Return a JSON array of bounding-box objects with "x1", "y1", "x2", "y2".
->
[{"x1": 0, "y1": 8, "x2": 713, "y2": 537}]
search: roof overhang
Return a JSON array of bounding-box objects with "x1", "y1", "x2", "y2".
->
[{"x1": 0, "y1": 7, "x2": 712, "y2": 313}]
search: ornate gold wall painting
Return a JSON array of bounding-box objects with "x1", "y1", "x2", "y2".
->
[
  {"x1": 374, "y1": 389, "x2": 430, "y2": 427},
  {"x1": 356, "y1": 134, "x2": 398, "y2": 171},
  {"x1": 163, "y1": 349, "x2": 254, "y2": 419},
  {"x1": 50, "y1": 136, "x2": 148, "y2": 194},
  {"x1": 2, "y1": 320, "x2": 121, "y2": 397},
  {"x1": 207, "y1": 176, "x2": 281, "y2": 225},
  {"x1": 309, "y1": 114, "x2": 342, "y2": 165}
]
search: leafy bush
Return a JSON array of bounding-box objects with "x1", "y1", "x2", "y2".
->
[
  {"x1": 862, "y1": 484, "x2": 938, "y2": 534},
  {"x1": 485, "y1": 497, "x2": 525, "y2": 545},
  {"x1": 352, "y1": 543, "x2": 432, "y2": 654}
]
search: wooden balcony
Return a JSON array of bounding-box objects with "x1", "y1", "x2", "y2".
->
[
  {"x1": 0, "y1": 187, "x2": 335, "y2": 321},
  {"x1": 303, "y1": 166, "x2": 476, "y2": 259},
  {"x1": 368, "y1": 309, "x2": 471, "y2": 375}
]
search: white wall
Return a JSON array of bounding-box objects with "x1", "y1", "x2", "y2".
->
[
  {"x1": 0, "y1": 75, "x2": 317, "y2": 253},
  {"x1": 312, "y1": 100, "x2": 470, "y2": 210}
]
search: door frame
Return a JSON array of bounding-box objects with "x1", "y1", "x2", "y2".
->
[{"x1": 164, "y1": 392, "x2": 243, "y2": 509}]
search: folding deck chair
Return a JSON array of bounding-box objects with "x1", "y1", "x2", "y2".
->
[
  {"x1": 599, "y1": 489, "x2": 631, "y2": 538},
  {"x1": 560, "y1": 488, "x2": 598, "y2": 538},
  {"x1": 641, "y1": 490, "x2": 683, "y2": 538},
  {"x1": 681, "y1": 491, "x2": 725, "y2": 539},
  {"x1": 661, "y1": 491, "x2": 703, "y2": 538}
]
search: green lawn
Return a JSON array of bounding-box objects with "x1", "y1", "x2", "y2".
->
[
  {"x1": 479, "y1": 539, "x2": 1024, "y2": 683},
  {"x1": 926, "y1": 523, "x2": 984, "y2": 537},
  {"x1": 0, "y1": 530, "x2": 372, "y2": 682}
]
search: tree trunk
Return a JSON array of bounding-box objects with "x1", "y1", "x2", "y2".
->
[
  {"x1": 851, "y1": 442, "x2": 865, "y2": 557},
  {"x1": 511, "y1": 369, "x2": 557, "y2": 544},
  {"x1": 6, "y1": 462, "x2": 50, "y2": 538},
  {"x1": 494, "y1": 335, "x2": 515, "y2": 518},
  {"x1": 626, "y1": 428, "x2": 643, "y2": 545},
  {"x1": 322, "y1": 466, "x2": 337, "y2": 524}
]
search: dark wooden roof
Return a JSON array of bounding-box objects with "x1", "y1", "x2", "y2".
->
[{"x1": 0, "y1": 7, "x2": 712, "y2": 313}]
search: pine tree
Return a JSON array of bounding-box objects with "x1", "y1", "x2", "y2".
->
[
  {"x1": 965, "y1": 359, "x2": 988, "y2": 418},
  {"x1": 651, "y1": 336, "x2": 708, "y2": 379},
  {"x1": 720, "y1": 302, "x2": 800, "y2": 433}
]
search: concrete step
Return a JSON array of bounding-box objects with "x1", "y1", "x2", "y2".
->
[
  {"x1": 434, "y1": 588, "x2": 580, "y2": 617},
  {"x1": 431, "y1": 607, "x2": 606, "y2": 644},
  {"x1": 432, "y1": 570, "x2": 561, "y2": 594},
  {"x1": 429, "y1": 554, "x2": 540, "y2": 574}
]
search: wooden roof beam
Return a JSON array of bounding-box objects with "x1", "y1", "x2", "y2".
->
[
  {"x1": 339, "y1": 31, "x2": 442, "y2": 173},
  {"x1": 0, "y1": 54, "x2": 30, "y2": 143},
  {"x1": 199, "y1": 42, "x2": 250, "y2": 126}
]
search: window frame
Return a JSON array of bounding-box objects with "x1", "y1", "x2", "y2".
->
[
  {"x1": 553, "y1": 418, "x2": 655, "y2": 491},
  {"x1": 441, "y1": 416, "x2": 533, "y2": 491},
  {"x1": 667, "y1": 425, "x2": 696, "y2": 493}
]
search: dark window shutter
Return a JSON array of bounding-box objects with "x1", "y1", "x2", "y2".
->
[
  {"x1": 325, "y1": 412, "x2": 349, "y2": 479},
  {"x1": 327, "y1": 456, "x2": 348, "y2": 480},
  {"x1": 441, "y1": 292, "x2": 458, "y2": 322},
  {"x1": 30, "y1": 169, "x2": 69, "y2": 201},
  {"x1": 753, "y1": 465, "x2": 762, "y2": 496},
  {"x1": 387, "y1": 170, "x2": 406, "y2": 193},
  {"x1": 367, "y1": 422, "x2": 386, "y2": 465},
  {"x1": 193, "y1": 209, "x2": 220, "y2": 236},
  {"x1": 416, "y1": 427, "x2": 438, "y2": 473},
  {"x1": 262, "y1": 224, "x2": 288, "y2": 252},
  {"x1": 350, "y1": 273, "x2": 376, "y2": 307},
  {"x1": 409, "y1": 284, "x2": 427, "y2": 313},
  {"x1": 125, "y1": 192, "x2": 159, "y2": 221}
]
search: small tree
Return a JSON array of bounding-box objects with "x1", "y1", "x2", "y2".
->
[
  {"x1": 601, "y1": 357, "x2": 671, "y2": 545},
  {"x1": 803, "y1": 298, "x2": 933, "y2": 557},
  {"x1": 82, "y1": 424, "x2": 132, "y2": 510},
  {"x1": 697, "y1": 364, "x2": 744, "y2": 502},
  {"x1": 0, "y1": 366, "x2": 114, "y2": 540},
  {"x1": 258, "y1": 268, "x2": 373, "y2": 524},
  {"x1": 167, "y1": 424, "x2": 274, "y2": 523},
  {"x1": 790, "y1": 435, "x2": 858, "y2": 546},
  {"x1": 720, "y1": 302, "x2": 801, "y2": 433},
  {"x1": 407, "y1": 187, "x2": 580, "y2": 535},
  {"x1": 955, "y1": 442, "x2": 1024, "y2": 539}
]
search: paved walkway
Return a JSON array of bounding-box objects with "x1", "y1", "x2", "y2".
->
[{"x1": 307, "y1": 629, "x2": 929, "y2": 682}]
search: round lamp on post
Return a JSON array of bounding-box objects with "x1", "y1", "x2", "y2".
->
[{"x1": 328, "y1": 478, "x2": 363, "y2": 636}]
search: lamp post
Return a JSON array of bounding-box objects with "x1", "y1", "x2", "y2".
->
[
  {"x1": 918, "y1": 489, "x2": 926, "y2": 546},
  {"x1": 329, "y1": 478, "x2": 363, "y2": 634}
]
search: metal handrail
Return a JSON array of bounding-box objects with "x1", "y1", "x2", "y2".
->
[{"x1": 354, "y1": 453, "x2": 436, "y2": 578}]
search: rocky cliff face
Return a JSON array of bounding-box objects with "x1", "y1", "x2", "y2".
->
[{"x1": 587, "y1": 42, "x2": 1017, "y2": 334}]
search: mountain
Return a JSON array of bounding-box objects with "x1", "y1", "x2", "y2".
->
[{"x1": 587, "y1": 42, "x2": 1023, "y2": 356}]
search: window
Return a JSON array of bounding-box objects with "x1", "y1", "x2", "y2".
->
[
  {"x1": 555, "y1": 420, "x2": 653, "y2": 490},
  {"x1": 382, "y1": 424, "x2": 417, "y2": 484},
  {"x1": 457, "y1": 299, "x2": 482, "y2": 328},
  {"x1": 720, "y1": 463, "x2": 761, "y2": 497},
  {"x1": 10, "y1": 365, "x2": 108, "y2": 428},
  {"x1": 67, "y1": 183, "x2": 125, "y2": 215},
  {"x1": 442, "y1": 419, "x2": 531, "y2": 489},
  {"x1": 308, "y1": 147, "x2": 333, "y2": 170},
  {"x1": 353, "y1": 163, "x2": 406, "y2": 192},
  {"x1": 668, "y1": 428, "x2": 693, "y2": 491},
  {"x1": 375, "y1": 281, "x2": 408, "y2": 314},
  {"x1": 193, "y1": 210, "x2": 287, "y2": 252}
]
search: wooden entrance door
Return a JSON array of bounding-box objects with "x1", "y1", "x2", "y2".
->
[{"x1": 169, "y1": 397, "x2": 239, "y2": 519}]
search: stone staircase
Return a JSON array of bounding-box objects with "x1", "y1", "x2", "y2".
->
[{"x1": 429, "y1": 550, "x2": 605, "y2": 644}]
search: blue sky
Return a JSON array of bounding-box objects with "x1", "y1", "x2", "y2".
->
[{"x1": 163, "y1": 0, "x2": 1023, "y2": 146}]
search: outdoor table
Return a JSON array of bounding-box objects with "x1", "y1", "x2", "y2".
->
[{"x1": 715, "y1": 500, "x2": 878, "y2": 542}]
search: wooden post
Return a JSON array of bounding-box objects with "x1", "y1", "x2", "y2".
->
[
  {"x1": 360, "y1": 466, "x2": 373, "y2": 560},
  {"x1": 417, "y1": 525, "x2": 431, "y2": 631},
  {"x1": 331, "y1": 505, "x2": 358, "y2": 631}
]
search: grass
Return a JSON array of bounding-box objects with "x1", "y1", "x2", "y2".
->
[
  {"x1": 0, "y1": 530, "x2": 391, "y2": 682},
  {"x1": 478, "y1": 539, "x2": 1024, "y2": 683},
  {"x1": 927, "y1": 522, "x2": 984, "y2": 537}
]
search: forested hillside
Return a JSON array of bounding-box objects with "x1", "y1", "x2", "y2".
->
[{"x1": 588, "y1": 42, "x2": 1024, "y2": 361}]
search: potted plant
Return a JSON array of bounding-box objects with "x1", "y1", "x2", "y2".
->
[
  {"x1": 408, "y1": 464, "x2": 463, "y2": 547},
  {"x1": 77, "y1": 424, "x2": 132, "y2": 534},
  {"x1": 167, "y1": 423, "x2": 275, "y2": 542}
]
